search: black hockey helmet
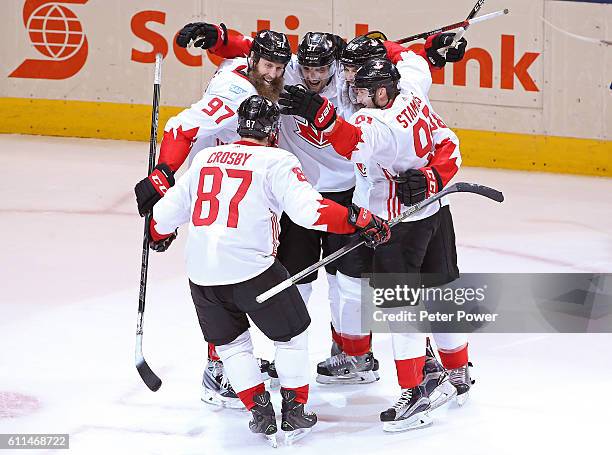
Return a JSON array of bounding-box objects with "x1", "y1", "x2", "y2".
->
[
  {"x1": 297, "y1": 32, "x2": 337, "y2": 67},
  {"x1": 354, "y1": 57, "x2": 401, "y2": 102},
  {"x1": 237, "y1": 95, "x2": 281, "y2": 141},
  {"x1": 250, "y1": 30, "x2": 292, "y2": 65},
  {"x1": 341, "y1": 35, "x2": 387, "y2": 67}
]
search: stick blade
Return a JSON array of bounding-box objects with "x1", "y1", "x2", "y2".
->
[
  {"x1": 136, "y1": 358, "x2": 162, "y2": 391},
  {"x1": 453, "y1": 182, "x2": 504, "y2": 202}
]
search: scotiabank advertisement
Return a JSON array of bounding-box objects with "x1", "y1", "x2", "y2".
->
[{"x1": 1, "y1": 0, "x2": 610, "y2": 140}]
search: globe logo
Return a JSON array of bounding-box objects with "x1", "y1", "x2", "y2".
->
[{"x1": 26, "y1": 3, "x2": 85, "y2": 61}]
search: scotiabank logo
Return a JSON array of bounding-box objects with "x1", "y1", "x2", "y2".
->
[
  {"x1": 129, "y1": 12, "x2": 540, "y2": 92},
  {"x1": 9, "y1": 0, "x2": 88, "y2": 80}
]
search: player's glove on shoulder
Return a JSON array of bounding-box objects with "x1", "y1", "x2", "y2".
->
[
  {"x1": 393, "y1": 167, "x2": 443, "y2": 206},
  {"x1": 176, "y1": 22, "x2": 228, "y2": 49},
  {"x1": 279, "y1": 85, "x2": 337, "y2": 131},
  {"x1": 148, "y1": 220, "x2": 177, "y2": 252},
  {"x1": 135, "y1": 163, "x2": 175, "y2": 217},
  {"x1": 425, "y1": 32, "x2": 467, "y2": 68},
  {"x1": 347, "y1": 204, "x2": 391, "y2": 248}
]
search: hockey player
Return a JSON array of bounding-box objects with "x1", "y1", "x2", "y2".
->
[
  {"x1": 134, "y1": 26, "x2": 292, "y2": 408},
  {"x1": 378, "y1": 35, "x2": 474, "y2": 405},
  {"x1": 337, "y1": 33, "x2": 473, "y2": 406},
  {"x1": 146, "y1": 95, "x2": 390, "y2": 445},
  {"x1": 279, "y1": 55, "x2": 463, "y2": 431},
  {"x1": 199, "y1": 26, "x2": 382, "y2": 384},
  {"x1": 318, "y1": 33, "x2": 470, "y2": 402}
]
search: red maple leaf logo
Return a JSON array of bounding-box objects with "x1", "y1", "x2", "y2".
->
[{"x1": 294, "y1": 118, "x2": 330, "y2": 149}]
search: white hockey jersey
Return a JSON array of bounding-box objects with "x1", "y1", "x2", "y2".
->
[
  {"x1": 158, "y1": 58, "x2": 256, "y2": 172},
  {"x1": 277, "y1": 55, "x2": 356, "y2": 193},
  {"x1": 152, "y1": 141, "x2": 355, "y2": 286},
  {"x1": 327, "y1": 51, "x2": 462, "y2": 221},
  {"x1": 206, "y1": 33, "x2": 356, "y2": 193}
]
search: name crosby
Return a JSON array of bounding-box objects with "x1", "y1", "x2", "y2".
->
[
  {"x1": 373, "y1": 310, "x2": 500, "y2": 323},
  {"x1": 207, "y1": 151, "x2": 253, "y2": 166}
]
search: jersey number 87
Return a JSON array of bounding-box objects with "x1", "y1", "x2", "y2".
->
[{"x1": 192, "y1": 166, "x2": 252, "y2": 228}]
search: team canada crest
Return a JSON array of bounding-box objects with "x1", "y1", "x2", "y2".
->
[{"x1": 294, "y1": 117, "x2": 330, "y2": 149}]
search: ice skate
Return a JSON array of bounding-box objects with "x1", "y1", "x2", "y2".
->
[
  {"x1": 423, "y1": 353, "x2": 457, "y2": 410},
  {"x1": 316, "y1": 351, "x2": 379, "y2": 384},
  {"x1": 380, "y1": 385, "x2": 432, "y2": 432},
  {"x1": 449, "y1": 362, "x2": 475, "y2": 406},
  {"x1": 201, "y1": 359, "x2": 244, "y2": 409},
  {"x1": 280, "y1": 389, "x2": 317, "y2": 445},
  {"x1": 249, "y1": 391, "x2": 278, "y2": 447}
]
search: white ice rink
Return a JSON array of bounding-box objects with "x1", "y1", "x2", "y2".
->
[{"x1": 1, "y1": 134, "x2": 612, "y2": 454}]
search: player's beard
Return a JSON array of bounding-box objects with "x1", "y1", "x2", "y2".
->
[{"x1": 249, "y1": 70, "x2": 284, "y2": 102}]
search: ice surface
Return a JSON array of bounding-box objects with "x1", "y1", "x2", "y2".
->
[{"x1": 1, "y1": 134, "x2": 611, "y2": 454}]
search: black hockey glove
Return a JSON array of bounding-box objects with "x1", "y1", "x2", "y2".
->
[
  {"x1": 134, "y1": 163, "x2": 175, "y2": 217},
  {"x1": 279, "y1": 85, "x2": 337, "y2": 131},
  {"x1": 148, "y1": 221, "x2": 177, "y2": 253},
  {"x1": 425, "y1": 33, "x2": 467, "y2": 68},
  {"x1": 393, "y1": 167, "x2": 443, "y2": 206},
  {"x1": 446, "y1": 37, "x2": 468, "y2": 63},
  {"x1": 347, "y1": 204, "x2": 391, "y2": 248},
  {"x1": 175, "y1": 22, "x2": 228, "y2": 49}
]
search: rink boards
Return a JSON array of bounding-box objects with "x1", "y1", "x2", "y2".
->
[{"x1": 0, "y1": 0, "x2": 611, "y2": 175}]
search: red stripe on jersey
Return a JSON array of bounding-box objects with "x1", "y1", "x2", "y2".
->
[
  {"x1": 158, "y1": 126, "x2": 199, "y2": 172},
  {"x1": 313, "y1": 198, "x2": 355, "y2": 234},
  {"x1": 381, "y1": 168, "x2": 399, "y2": 220},
  {"x1": 270, "y1": 211, "x2": 279, "y2": 257},
  {"x1": 427, "y1": 138, "x2": 459, "y2": 187}
]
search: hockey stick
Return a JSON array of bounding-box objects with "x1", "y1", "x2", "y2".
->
[
  {"x1": 256, "y1": 182, "x2": 503, "y2": 303},
  {"x1": 439, "y1": 0, "x2": 485, "y2": 56},
  {"x1": 396, "y1": 9, "x2": 509, "y2": 44},
  {"x1": 135, "y1": 53, "x2": 163, "y2": 392}
]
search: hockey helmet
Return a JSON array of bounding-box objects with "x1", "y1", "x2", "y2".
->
[
  {"x1": 341, "y1": 35, "x2": 387, "y2": 68},
  {"x1": 297, "y1": 32, "x2": 337, "y2": 67},
  {"x1": 237, "y1": 95, "x2": 281, "y2": 141},
  {"x1": 354, "y1": 57, "x2": 401, "y2": 101},
  {"x1": 250, "y1": 30, "x2": 292, "y2": 65}
]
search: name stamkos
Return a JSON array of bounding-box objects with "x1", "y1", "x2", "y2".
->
[{"x1": 373, "y1": 310, "x2": 499, "y2": 323}]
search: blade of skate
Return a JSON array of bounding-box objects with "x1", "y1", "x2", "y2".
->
[
  {"x1": 455, "y1": 390, "x2": 470, "y2": 406},
  {"x1": 382, "y1": 413, "x2": 433, "y2": 432},
  {"x1": 201, "y1": 387, "x2": 245, "y2": 410},
  {"x1": 284, "y1": 427, "x2": 311, "y2": 445},
  {"x1": 264, "y1": 434, "x2": 278, "y2": 448},
  {"x1": 316, "y1": 370, "x2": 379, "y2": 384}
]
